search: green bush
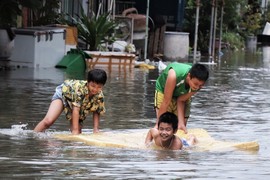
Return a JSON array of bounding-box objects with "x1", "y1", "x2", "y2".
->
[
  {"x1": 222, "y1": 32, "x2": 244, "y2": 51},
  {"x1": 59, "y1": 7, "x2": 118, "y2": 51}
]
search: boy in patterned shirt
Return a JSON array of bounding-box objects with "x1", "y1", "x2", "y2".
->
[{"x1": 34, "y1": 69, "x2": 107, "y2": 134}]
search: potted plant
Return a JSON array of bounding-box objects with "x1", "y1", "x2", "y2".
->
[
  {"x1": 59, "y1": 7, "x2": 118, "y2": 51},
  {"x1": 0, "y1": 0, "x2": 41, "y2": 60}
]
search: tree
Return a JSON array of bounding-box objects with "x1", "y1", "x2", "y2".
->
[
  {"x1": 183, "y1": 0, "x2": 246, "y2": 54},
  {"x1": 240, "y1": 0, "x2": 262, "y2": 37},
  {"x1": 32, "y1": 0, "x2": 61, "y2": 26}
]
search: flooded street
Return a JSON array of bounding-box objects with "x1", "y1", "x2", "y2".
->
[{"x1": 0, "y1": 48, "x2": 270, "y2": 179}]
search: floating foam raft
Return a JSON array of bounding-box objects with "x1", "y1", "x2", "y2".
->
[{"x1": 54, "y1": 128, "x2": 259, "y2": 152}]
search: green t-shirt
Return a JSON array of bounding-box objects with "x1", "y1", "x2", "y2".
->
[{"x1": 156, "y1": 62, "x2": 192, "y2": 97}]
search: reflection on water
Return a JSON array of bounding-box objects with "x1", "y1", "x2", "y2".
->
[
  {"x1": 262, "y1": 46, "x2": 270, "y2": 67},
  {"x1": 1, "y1": 50, "x2": 270, "y2": 179}
]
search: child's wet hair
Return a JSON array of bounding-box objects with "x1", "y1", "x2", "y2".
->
[
  {"x1": 87, "y1": 69, "x2": 107, "y2": 85},
  {"x1": 158, "y1": 112, "x2": 178, "y2": 130}
]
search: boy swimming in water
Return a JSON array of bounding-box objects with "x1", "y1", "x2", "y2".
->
[{"x1": 145, "y1": 112, "x2": 197, "y2": 150}]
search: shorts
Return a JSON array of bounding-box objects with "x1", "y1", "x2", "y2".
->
[
  {"x1": 51, "y1": 84, "x2": 83, "y2": 125},
  {"x1": 51, "y1": 84, "x2": 67, "y2": 106},
  {"x1": 181, "y1": 138, "x2": 190, "y2": 147},
  {"x1": 154, "y1": 90, "x2": 191, "y2": 118}
]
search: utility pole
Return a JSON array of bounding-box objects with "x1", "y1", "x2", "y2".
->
[
  {"x1": 208, "y1": 0, "x2": 215, "y2": 61},
  {"x1": 211, "y1": 0, "x2": 218, "y2": 62},
  {"x1": 144, "y1": 0, "x2": 150, "y2": 61},
  {"x1": 218, "y1": 0, "x2": 225, "y2": 62},
  {"x1": 193, "y1": 0, "x2": 200, "y2": 62}
]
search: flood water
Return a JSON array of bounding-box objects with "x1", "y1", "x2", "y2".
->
[{"x1": 0, "y1": 47, "x2": 270, "y2": 179}]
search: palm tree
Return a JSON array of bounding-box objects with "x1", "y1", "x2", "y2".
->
[{"x1": 60, "y1": 7, "x2": 118, "y2": 51}]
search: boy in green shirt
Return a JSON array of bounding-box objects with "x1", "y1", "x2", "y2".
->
[
  {"x1": 154, "y1": 62, "x2": 209, "y2": 133},
  {"x1": 34, "y1": 69, "x2": 107, "y2": 134}
]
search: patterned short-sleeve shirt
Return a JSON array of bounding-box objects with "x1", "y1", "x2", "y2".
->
[{"x1": 61, "y1": 79, "x2": 105, "y2": 121}]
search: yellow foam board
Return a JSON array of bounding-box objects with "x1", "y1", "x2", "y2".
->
[{"x1": 54, "y1": 128, "x2": 259, "y2": 152}]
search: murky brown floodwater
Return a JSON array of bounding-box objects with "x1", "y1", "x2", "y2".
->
[{"x1": 0, "y1": 47, "x2": 270, "y2": 179}]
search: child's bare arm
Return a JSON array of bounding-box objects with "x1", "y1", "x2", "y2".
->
[
  {"x1": 145, "y1": 129, "x2": 154, "y2": 145},
  {"x1": 92, "y1": 112, "x2": 100, "y2": 133},
  {"x1": 71, "y1": 106, "x2": 81, "y2": 134},
  {"x1": 176, "y1": 100, "x2": 187, "y2": 133},
  {"x1": 145, "y1": 128, "x2": 159, "y2": 147}
]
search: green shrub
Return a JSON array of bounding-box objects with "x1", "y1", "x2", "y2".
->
[
  {"x1": 59, "y1": 7, "x2": 118, "y2": 51},
  {"x1": 222, "y1": 31, "x2": 245, "y2": 51}
]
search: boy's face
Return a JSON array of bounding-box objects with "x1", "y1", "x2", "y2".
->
[
  {"x1": 187, "y1": 74, "x2": 205, "y2": 91},
  {"x1": 88, "y1": 81, "x2": 103, "y2": 95},
  {"x1": 158, "y1": 122, "x2": 175, "y2": 141}
]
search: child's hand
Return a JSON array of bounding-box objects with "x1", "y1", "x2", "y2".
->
[
  {"x1": 72, "y1": 130, "x2": 80, "y2": 135},
  {"x1": 178, "y1": 124, "x2": 188, "y2": 134},
  {"x1": 145, "y1": 142, "x2": 152, "y2": 148}
]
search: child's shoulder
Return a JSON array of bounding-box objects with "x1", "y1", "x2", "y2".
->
[
  {"x1": 171, "y1": 135, "x2": 184, "y2": 150},
  {"x1": 174, "y1": 135, "x2": 184, "y2": 145},
  {"x1": 64, "y1": 79, "x2": 87, "y2": 83},
  {"x1": 150, "y1": 127, "x2": 158, "y2": 132},
  {"x1": 64, "y1": 79, "x2": 87, "y2": 86},
  {"x1": 150, "y1": 128, "x2": 159, "y2": 137},
  {"x1": 173, "y1": 135, "x2": 182, "y2": 142}
]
